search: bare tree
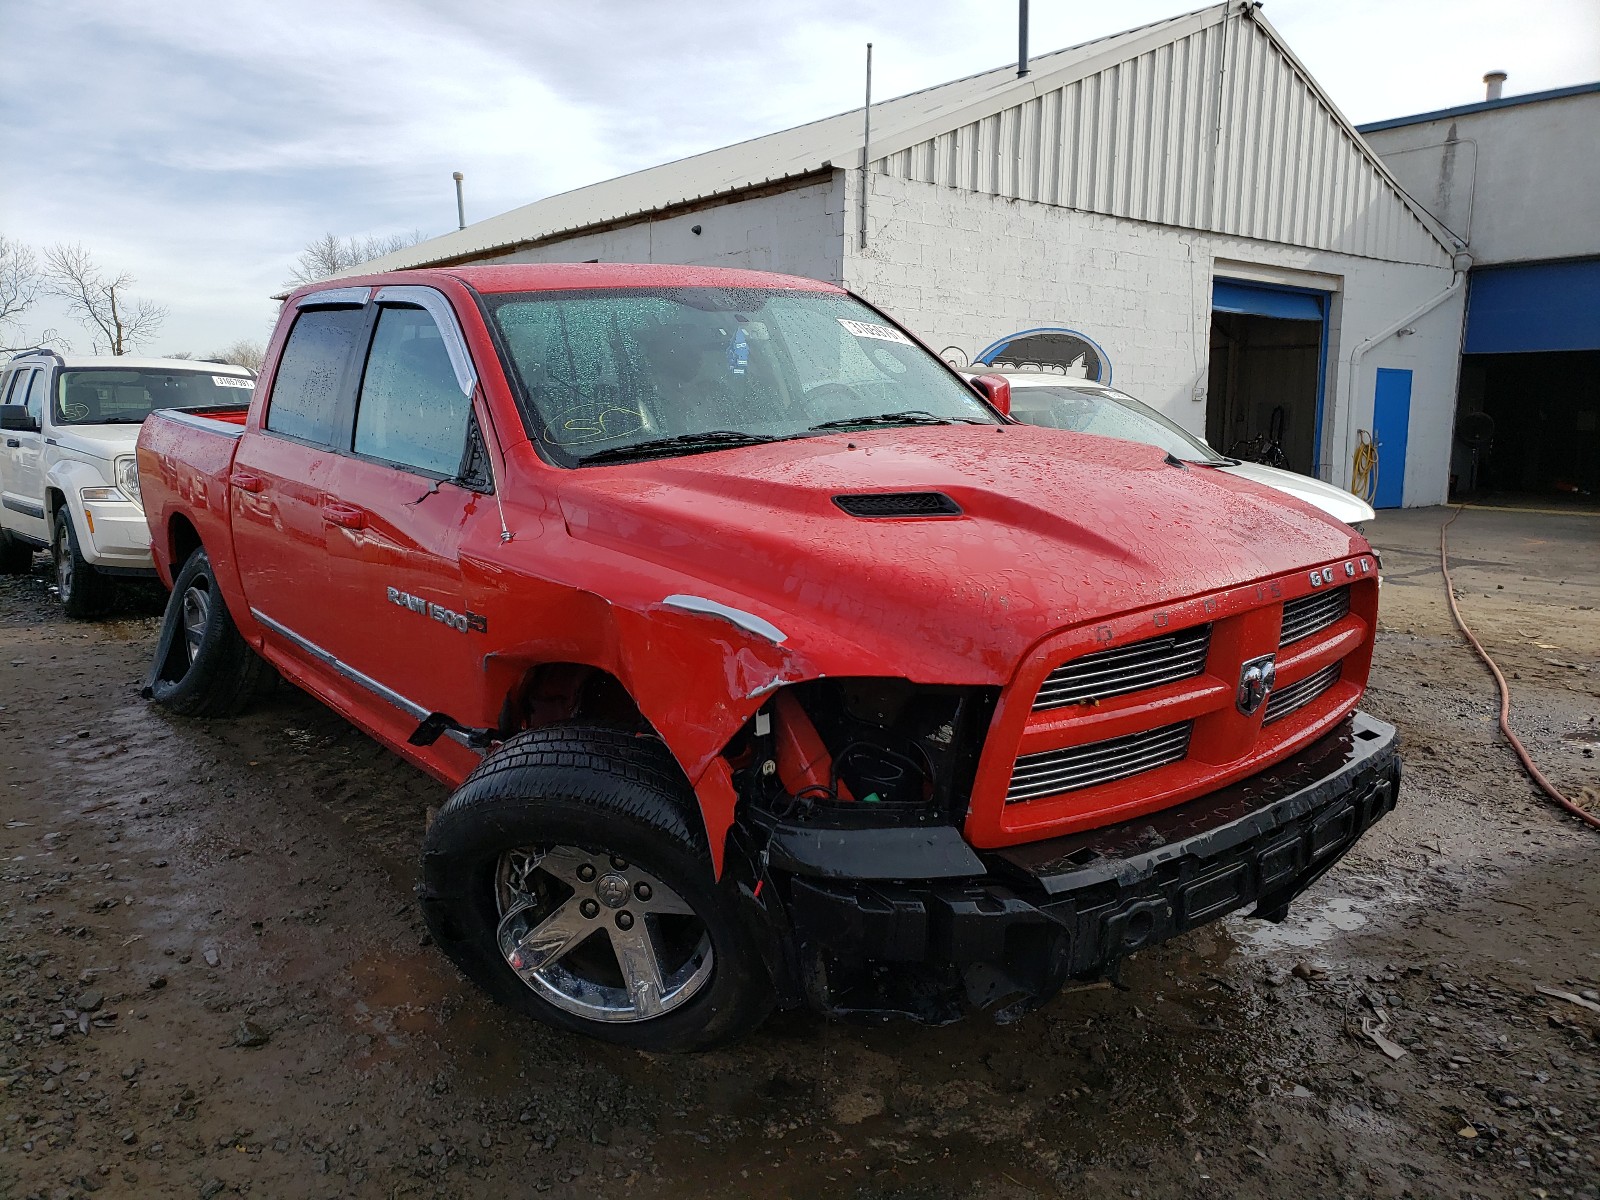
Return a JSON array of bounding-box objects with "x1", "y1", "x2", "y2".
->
[
  {"x1": 0, "y1": 233, "x2": 44, "y2": 352},
  {"x1": 43, "y1": 243, "x2": 166, "y2": 355},
  {"x1": 286, "y1": 230, "x2": 425, "y2": 288},
  {"x1": 207, "y1": 338, "x2": 265, "y2": 372}
]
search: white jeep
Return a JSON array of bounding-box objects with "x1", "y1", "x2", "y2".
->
[{"x1": 0, "y1": 349, "x2": 255, "y2": 617}]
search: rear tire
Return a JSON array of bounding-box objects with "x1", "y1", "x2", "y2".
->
[
  {"x1": 421, "y1": 726, "x2": 775, "y2": 1051},
  {"x1": 0, "y1": 529, "x2": 34, "y2": 575},
  {"x1": 147, "y1": 547, "x2": 269, "y2": 717},
  {"x1": 53, "y1": 515, "x2": 113, "y2": 618}
]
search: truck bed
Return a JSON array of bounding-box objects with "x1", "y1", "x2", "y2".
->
[{"x1": 136, "y1": 405, "x2": 250, "y2": 590}]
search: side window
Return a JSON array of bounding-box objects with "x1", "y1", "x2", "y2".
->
[
  {"x1": 6, "y1": 369, "x2": 43, "y2": 426},
  {"x1": 353, "y1": 306, "x2": 471, "y2": 477},
  {"x1": 23, "y1": 371, "x2": 45, "y2": 426},
  {"x1": 265, "y1": 307, "x2": 365, "y2": 445}
]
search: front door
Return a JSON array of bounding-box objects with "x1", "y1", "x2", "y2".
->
[
  {"x1": 322, "y1": 294, "x2": 498, "y2": 742},
  {"x1": 1372, "y1": 368, "x2": 1413, "y2": 509},
  {"x1": 1, "y1": 368, "x2": 49, "y2": 544},
  {"x1": 231, "y1": 302, "x2": 367, "y2": 657}
]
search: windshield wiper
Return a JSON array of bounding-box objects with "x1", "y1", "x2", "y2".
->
[
  {"x1": 575, "y1": 430, "x2": 778, "y2": 465},
  {"x1": 808, "y1": 410, "x2": 966, "y2": 432}
]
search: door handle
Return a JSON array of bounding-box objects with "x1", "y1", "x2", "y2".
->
[
  {"x1": 4, "y1": 439, "x2": 18, "y2": 448},
  {"x1": 229, "y1": 471, "x2": 266, "y2": 493},
  {"x1": 322, "y1": 503, "x2": 368, "y2": 530}
]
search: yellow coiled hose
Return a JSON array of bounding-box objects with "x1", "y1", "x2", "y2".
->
[{"x1": 1351, "y1": 430, "x2": 1378, "y2": 504}]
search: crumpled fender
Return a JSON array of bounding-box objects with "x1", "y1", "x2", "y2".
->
[{"x1": 476, "y1": 574, "x2": 939, "y2": 877}]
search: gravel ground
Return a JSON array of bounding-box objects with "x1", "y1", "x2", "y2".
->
[{"x1": 1, "y1": 503, "x2": 1596, "y2": 1200}]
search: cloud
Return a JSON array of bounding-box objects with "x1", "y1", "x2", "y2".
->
[{"x1": 2, "y1": 0, "x2": 1595, "y2": 354}]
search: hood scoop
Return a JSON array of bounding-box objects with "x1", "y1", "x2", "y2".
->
[{"x1": 832, "y1": 491, "x2": 963, "y2": 518}]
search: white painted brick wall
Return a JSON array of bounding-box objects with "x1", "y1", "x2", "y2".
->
[
  {"x1": 844, "y1": 171, "x2": 1464, "y2": 507},
  {"x1": 483, "y1": 178, "x2": 846, "y2": 286}
]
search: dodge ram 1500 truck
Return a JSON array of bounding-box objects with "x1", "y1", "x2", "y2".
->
[{"x1": 136, "y1": 264, "x2": 1398, "y2": 1050}]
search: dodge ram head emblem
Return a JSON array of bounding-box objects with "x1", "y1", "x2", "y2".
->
[{"x1": 1237, "y1": 654, "x2": 1277, "y2": 716}]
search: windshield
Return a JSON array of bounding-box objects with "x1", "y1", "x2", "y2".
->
[
  {"x1": 1006, "y1": 382, "x2": 1228, "y2": 465},
  {"x1": 55, "y1": 368, "x2": 254, "y2": 426},
  {"x1": 484, "y1": 287, "x2": 997, "y2": 465}
]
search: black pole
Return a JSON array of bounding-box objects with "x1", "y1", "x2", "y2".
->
[{"x1": 1018, "y1": 0, "x2": 1030, "y2": 78}]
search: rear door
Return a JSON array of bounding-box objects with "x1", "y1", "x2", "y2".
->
[
  {"x1": 231, "y1": 295, "x2": 367, "y2": 659},
  {"x1": 322, "y1": 286, "x2": 501, "y2": 738},
  {"x1": 1, "y1": 367, "x2": 49, "y2": 544}
]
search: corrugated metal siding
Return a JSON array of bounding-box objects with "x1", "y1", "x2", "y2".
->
[{"x1": 874, "y1": 14, "x2": 1446, "y2": 266}]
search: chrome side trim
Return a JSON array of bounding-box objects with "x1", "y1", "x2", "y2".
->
[
  {"x1": 251, "y1": 608, "x2": 484, "y2": 749},
  {"x1": 296, "y1": 286, "x2": 371, "y2": 309},
  {"x1": 153, "y1": 409, "x2": 245, "y2": 439},
  {"x1": 252, "y1": 607, "x2": 428, "y2": 720},
  {"x1": 372, "y1": 285, "x2": 478, "y2": 398},
  {"x1": 662, "y1": 594, "x2": 788, "y2": 645}
]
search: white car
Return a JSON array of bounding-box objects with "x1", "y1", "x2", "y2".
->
[
  {"x1": 969, "y1": 370, "x2": 1375, "y2": 528},
  {"x1": 0, "y1": 349, "x2": 256, "y2": 616}
]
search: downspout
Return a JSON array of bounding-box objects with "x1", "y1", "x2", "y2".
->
[{"x1": 1339, "y1": 258, "x2": 1470, "y2": 489}]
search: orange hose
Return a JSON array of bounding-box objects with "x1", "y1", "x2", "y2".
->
[{"x1": 1438, "y1": 506, "x2": 1600, "y2": 830}]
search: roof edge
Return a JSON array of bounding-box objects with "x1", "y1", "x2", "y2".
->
[{"x1": 1356, "y1": 81, "x2": 1600, "y2": 133}]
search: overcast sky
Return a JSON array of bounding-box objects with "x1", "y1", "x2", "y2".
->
[{"x1": 3, "y1": 0, "x2": 1596, "y2": 356}]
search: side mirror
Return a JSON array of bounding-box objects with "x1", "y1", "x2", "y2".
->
[
  {"x1": 0, "y1": 405, "x2": 38, "y2": 433},
  {"x1": 969, "y1": 373, "x2": 1011, "y2": 417}
]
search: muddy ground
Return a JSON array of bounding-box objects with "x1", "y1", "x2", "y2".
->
[{"x1": 2, "y1": 503, "x2": 1597, "y2": 1200}]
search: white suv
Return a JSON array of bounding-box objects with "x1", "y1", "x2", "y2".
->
[{"x1": 0, "y1": 349, "x2": 256, "y2": 617}]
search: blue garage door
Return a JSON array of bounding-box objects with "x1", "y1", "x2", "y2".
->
[{"x1": 1464, "y1": 259, "x2": 1600, "y2": 354}]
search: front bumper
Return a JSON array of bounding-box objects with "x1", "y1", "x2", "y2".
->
[
  {"x1": 776, "y1": 711, "x2": 1399, "y2": 1017},
  {"x1": 77, "y1": 499, "x2": 153, "y2": 571}
]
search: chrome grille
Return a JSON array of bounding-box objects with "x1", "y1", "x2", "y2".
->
[
  {"x1": 1006, "y1": 722, "x2": 1193, "y2": 803},
  {"x1": 1033, "y1": 625, "x2": 1211, "y2": 711},
  {"x1": 1263, "y1": 663, "x2": 1342, "y2": 725},
  {"x1": 1280, "y1": 587, "x2": 1350, "y2": 646}
]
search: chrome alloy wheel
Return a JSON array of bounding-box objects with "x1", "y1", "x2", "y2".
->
[
  {"x1": 180, "y1": 583, "x2": 211, "y2": 663},
  {"x1": 495, "y1": 845, "x2": 713, "y2": 1023}
]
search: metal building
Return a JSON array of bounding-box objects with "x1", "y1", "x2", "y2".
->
[
  {"x1": 1362, "y1": 82, "x2": 1600, "y2": 503},
  {"x1": 352, "y1": 2, "x2": 1469, "y2": 506}
]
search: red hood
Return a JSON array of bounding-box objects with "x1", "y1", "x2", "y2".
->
[{"x1": 556, "y1": 426, "x2": 1364, "y2": 684}]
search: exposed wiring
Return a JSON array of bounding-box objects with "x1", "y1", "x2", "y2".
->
[
  {"x1": 1439, "y1": 506, "x2": 1600, "y2": 831},
  {"x1": 1351, "y1": 431, "x2": 1378, "y2": 504}
]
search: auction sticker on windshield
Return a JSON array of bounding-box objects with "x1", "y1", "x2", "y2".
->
[
  {"x1": 213, "y1": 376, "x2": 254, "y2": 388},
  {"x1": 838, "y1": 318, "x2": 912, "y2": 345}
]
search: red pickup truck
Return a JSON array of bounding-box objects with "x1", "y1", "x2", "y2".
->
[{"x1": 136, "y1": 264, "x2": 1398, "y2": 1050}]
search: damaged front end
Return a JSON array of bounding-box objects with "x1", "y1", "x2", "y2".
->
[{"x1": 719, "y1": 683, "x2": 1401, "y2": 1025}]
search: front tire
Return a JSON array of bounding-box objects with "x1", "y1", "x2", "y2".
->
[
  {"x1": 53, "y1": 514, "x2": 113, "y2": 618},
  {"x1": 421, "y1": 726, "x2": 775, "y2": 1051},
  {"x1": 147, "y1": 547, "x2": 269, "y2": 717}
]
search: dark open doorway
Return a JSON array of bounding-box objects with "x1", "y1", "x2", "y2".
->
[
  {"x1": 1452, "y1": 350, "x2": 1600, "y2": 502},
  {"x1": 1206, "y1": 280, "x2": 1328, "y2": 479}
]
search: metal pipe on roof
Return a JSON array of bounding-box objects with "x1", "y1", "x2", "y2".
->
[
  {"x1": 1018, "y1": 0, "x2": 1030, "y2": 78},
  {"x1": 453, "y1": 172, "x2": 466, "y2": 231},
  {"x1": 858, "y1": 43, "x2": 873, "y2": 250},
  {"x1": 1483, "y1": 71, "x2": 1507, "y2": 101}
]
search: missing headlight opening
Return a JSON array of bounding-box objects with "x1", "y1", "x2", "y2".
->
[{"x1": 729, "y1": 679, "x2": 999, "y2": 823}]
